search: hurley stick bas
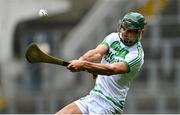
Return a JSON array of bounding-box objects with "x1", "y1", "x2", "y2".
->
[{"x1": 25, "y1": 43, "x2": 70, "y2": 66}]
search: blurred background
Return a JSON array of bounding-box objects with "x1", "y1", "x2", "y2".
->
[{"x1": 0, "y1": 0, "x2": 180, "y2": 114}]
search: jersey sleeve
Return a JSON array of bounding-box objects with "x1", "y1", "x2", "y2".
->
[
  {"x1": 101, "y1": 33, "x2": 115, "y2": 49},
  {"x1": 124, "y1": 47, "x2": 144, "y2": 73}
]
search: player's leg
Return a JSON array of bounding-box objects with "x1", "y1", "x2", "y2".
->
[{"x1": 55, "y1": 102, "x2": 82, "y2": 114}]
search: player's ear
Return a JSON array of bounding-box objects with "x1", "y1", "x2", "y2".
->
[
  {"x1": 139, "y1": 29, "x2": 145, "y2": 35},
  {"x1": 117, "y1": 25, "x2": 120, "y2": 32}
]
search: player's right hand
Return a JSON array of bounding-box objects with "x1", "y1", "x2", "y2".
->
[{"x1": 67, "y1": 60, "x2": 85, "y2": 72}]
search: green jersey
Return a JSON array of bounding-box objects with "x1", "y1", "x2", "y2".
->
[{"x1": 91, "y1": 32, "x2": 144, "y2": 113}]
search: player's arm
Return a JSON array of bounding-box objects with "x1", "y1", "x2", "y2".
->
[
  {"x1": 82, "y1": 61, "x2": 129, "y2": 75},
  {"x1": 68, "y1": 43, "x2": 130, "y2": 75},
  {"x1": 68, "y1": 60, "x2": 129, "y2": 75},
  {"x1": 78, "y1": 44, "x2": 108, "y2": 62}
]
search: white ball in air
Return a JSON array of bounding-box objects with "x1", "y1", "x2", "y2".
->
[{"x1": 38, "y1": 9, "x2": 48, "y2": 17}]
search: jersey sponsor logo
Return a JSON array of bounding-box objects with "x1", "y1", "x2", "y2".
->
[{"x1": 104, "y1": 41, "x2": 129, "y2": 63}]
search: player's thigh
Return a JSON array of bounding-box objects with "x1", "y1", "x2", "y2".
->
[{"x1": 55, "y1": 102, "x2": 82, "y2": 114}]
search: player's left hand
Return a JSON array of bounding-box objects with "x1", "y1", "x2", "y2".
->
[{"x1": 67, "y1": 60, "x2": 85, "y2": 72}]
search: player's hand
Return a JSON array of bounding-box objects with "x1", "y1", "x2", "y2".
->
[{"x1": 67, "y1": 60, "x2": 85, "y2": 72}]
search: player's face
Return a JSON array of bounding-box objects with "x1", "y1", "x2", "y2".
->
[{"x1": 120, "y1": 25, "x2": 142, "y2": 43}]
